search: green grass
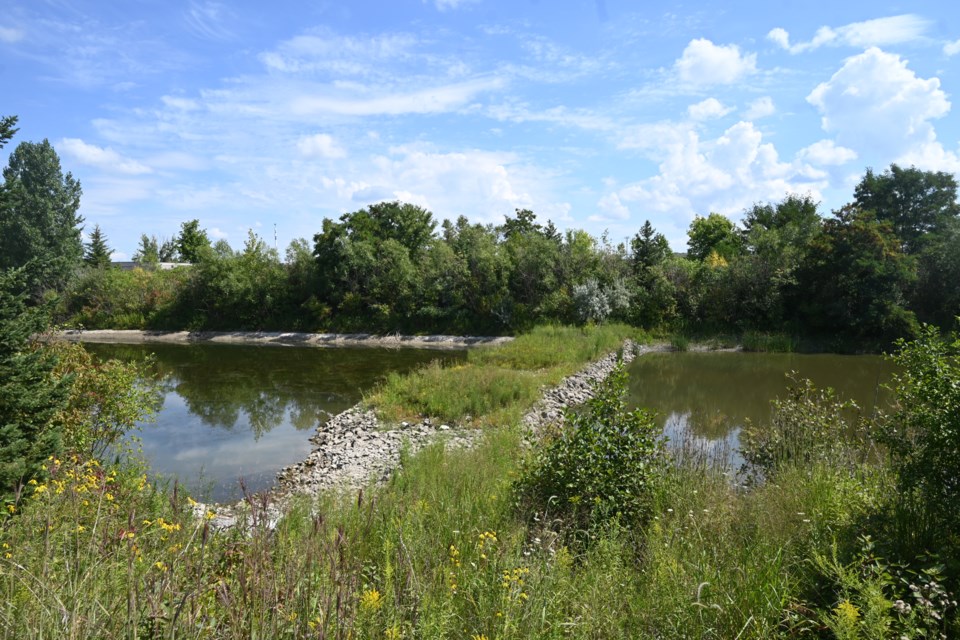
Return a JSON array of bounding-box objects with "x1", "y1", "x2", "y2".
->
[
  {"x1": 368, "y1": 323, "x2": 645, "y2": 425},
  {"x1": 741, "y1": 331, "x2": 798, "y2": 353}
]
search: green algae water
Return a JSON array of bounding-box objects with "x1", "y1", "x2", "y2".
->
[
  {"x1": 84, "y1": 343, "x2": 465, "y2": 502},
  {"x1": 625, "y1": 351, "x2": 898, "y2": 466}
]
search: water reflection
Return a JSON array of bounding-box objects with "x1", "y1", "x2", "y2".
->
[
  {"x1": 626, "y1": 351, "x2": 897, "y2": 464},
  {"x1": 84, "y1": 343, "x2": 464, "y2": 501}
]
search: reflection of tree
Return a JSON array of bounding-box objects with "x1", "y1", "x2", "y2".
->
[
  {"x1": 85, "y1": 343, "x2": 463, "y2": 439},
  {"x1": 626, "y1": 352, "x2": 896, "y2": 440}
]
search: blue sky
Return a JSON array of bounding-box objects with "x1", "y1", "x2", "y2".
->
[{"x1": 3, "y1": 0, "x2": 959, "y2": 257}]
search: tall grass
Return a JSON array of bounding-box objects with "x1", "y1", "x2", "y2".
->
[{"x1": 368, "y1": 323, "x2": 644, "y2": 425}]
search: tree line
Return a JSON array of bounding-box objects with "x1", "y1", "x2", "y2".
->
[{"x1": 2, "y1": 114, "x2": 958, "y2": 345}]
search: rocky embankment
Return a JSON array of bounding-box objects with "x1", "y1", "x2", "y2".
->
[
  {"x1": 53, "y1": 329, "x2": 512, "y2": 350},
  {"x1": 198, "y1": 339, "x2": 664, "y2": 528}
]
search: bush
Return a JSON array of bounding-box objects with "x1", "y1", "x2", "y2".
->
[{"x1": 513, "y1": 361, "x2": 667, "y2": 544}]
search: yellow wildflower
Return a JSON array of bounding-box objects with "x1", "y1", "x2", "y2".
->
[{"x1": 359, "y1": 589, "x2": 383, "y2": 612}]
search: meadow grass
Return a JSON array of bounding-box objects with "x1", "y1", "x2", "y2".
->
[{"x1": 368, "y1": 323, "x2": 645, "y2": 425}]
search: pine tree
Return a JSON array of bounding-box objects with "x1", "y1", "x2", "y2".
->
[
  {"x1": 0, "y1": 269, "x2": 71, "y2": 497},
  {"x1": 84, "y1": 224, "x2": 113, "y2": 268}
]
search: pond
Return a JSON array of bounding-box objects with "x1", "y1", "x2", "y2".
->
[
  {"x1": 84, "y1": 343, "x2": 465, "y2": 502},
  {"x1": 625, "y1": 351, "x2": 898, "y2": 467}
]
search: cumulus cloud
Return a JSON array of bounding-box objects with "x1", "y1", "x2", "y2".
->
[
  {"x1": 297, "y1": 133, "x2": 346, "y2": 159},
  {"x1": 743, "y1": 96, "x2": 775, "y2": 120},
  {"x1": 769, "y1": 15, "x2": 931, "y2": 54},
  {"x1": 944, "y1": 39, "x2": 960, "y2": 56},
  {"x1": 59, "y1": 138, "x2": 153, "y2": 175},
  {"x1": 807, "y1": 47, "x2": 952, "y2": 163},
  {"x1": 592, "y1": 193, "x2": 631, "y2": 222},
  {"x1": 611, "y1": 121, "x2": 826, "y2": 239},
  {"x1": 797, "y1": 140, "x2": 858, "y2": 165},
  {"x1": 674, "y1": 39, "x2": 757, "y2": 86},
  {"x1": 687, "y1": 98, "x2": 732, "y2": 121}
]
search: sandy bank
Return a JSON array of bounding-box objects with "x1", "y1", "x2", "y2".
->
[{"x1": 50, "y1": 329, "x2": 513, "y2": 350}]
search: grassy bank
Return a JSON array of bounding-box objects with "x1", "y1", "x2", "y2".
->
[
  {"x1": 368, "y1": 323, "x2": 646, "y2": 426},
  {"x1": 2, "y1": 325, "x2": 958, "y2": 638}
]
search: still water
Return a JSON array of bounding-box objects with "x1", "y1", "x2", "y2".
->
[
  {"x1": 84, "y1": 343, "x2": 464, "y2": 502},
  {"x1": 625, "y1": 351, "x2": 898, "y2": 465}
]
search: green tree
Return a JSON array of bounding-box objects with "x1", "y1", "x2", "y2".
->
[
  {"x1": 83, "y1": 224, "x2": 113, "y2": 268},
  {"x1": 0, "y1": 115, "x2": 18, "y2": 149},
  {"x1": 631, "y1": 220, "x2": 671, "y2": 273},
  {"x1": 175, "y1": 219, "x2": 211, "y2": 263},
  {"x1": 686, "y1": 213, "x2": 743, "y2": 262},
  {"x1": 0, "y1": 140, "x2": 84, "y2": 296},
  {"x1": 913, "y1": 218, "x2": 960, "y2": 328},
  {"x1": 133, "y1": 234, "x2": 160, "y2": 267},
  {"x1": 853, "y1": 164, "x2": 960, "y2": 253},
  {"x1": 795, "y1": 206, "x2": 918, "y2": 343},
  {"x1": 0, "y1": 269, "x2": 71, "y2": 497}
]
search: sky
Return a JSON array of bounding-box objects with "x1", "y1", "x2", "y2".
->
[{"x1": 3, "y1": 0, "x2": 960, "y2": 258}]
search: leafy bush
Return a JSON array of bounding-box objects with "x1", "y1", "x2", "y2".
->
[
  {"x1": 741, "y1": 376, "x2": 870, "y2": 481},
  {"x1": 513, "y1": 361, "x2": 666, "y2": 543},
  {"x1": 876, "y1": 323, "x2": 960, "y2": 538}
]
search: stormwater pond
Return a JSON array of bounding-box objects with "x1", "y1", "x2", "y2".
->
[
  {"x1": 84, "y1": 343, "x2": 464, "y2": 503},
  {"x1": 624, "y1": 351, "x2": 898, "y2": 467}
]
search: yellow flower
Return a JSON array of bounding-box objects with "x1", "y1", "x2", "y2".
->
[
  {"x1": 5, "y1": 505, "x2": 14, "y2": 514},
  {"x1": 471, "y1": 634, "x2": 489, "y2": 640},
  {"x1": 834, "y1": 599, "x2": 860, "y2": 623},
  {"x1": 154, "y1": 561, "x2": 168, "y2": 572},
  {"x1": 187, "y1": 497, "x2": 198, "y2": 507},
  {"x1": 359, "y1": 589, "x2": 383, "y2": 612},
  {"x1": 76, "y1": 525, "x2": 86, "y2": 532}
]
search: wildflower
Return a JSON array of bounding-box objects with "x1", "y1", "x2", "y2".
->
[
  {"x1": 187, "y1": 497, "x2": 198, "y2": 507},
  {"x1": 834, "y1": 599, "x2": 860, "y2": 623},
  {"x1": 384, "y1": 624, "x2": 402, "y2": 639},
  {"x1": 154, "y1": 561, "x2": 168, "y2": 572},
  {"x1": 471, "y1": 634, "x2": 489, "y2": 640},
  {"x1": 5, "y1": 505, "x2": 14, "y2": 514},
  {"x1": 359, "y1": 589, "x2": 383, "y2": 612},
  {"x1": 76, "y1": 525, "x2": 86, "y2": 532}
]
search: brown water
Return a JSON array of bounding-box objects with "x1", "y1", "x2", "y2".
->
[
  {"x1": 84, "y1": 343, "x2": 465, "y2": 502},
  {"x1": 625, "y1": 351, "x2": 898, "y2": 465}
]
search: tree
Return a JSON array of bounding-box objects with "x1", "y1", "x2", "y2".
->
[
  {"x1": 631, "y1": 220, "x2": 671, "y2": 274},
  {"x1": 133, "y1": 234, "x2": 160, "y2": 267},
  {"x1": 853, "y1": 164, "x2": 960, "y2": 253},
  {"x1": 794, "y1": 206, "x2": 918, "y2": 343},
  {"x1": 0, "y1": 140, "x2": 84, "y2": 296},
  {"x1": 0, "y1": 269, "x2": 71, "y2": 497},
  {"x1": 176, "y1": 219, "x2": 211, "y2": 263},
  {"x1": 0, "y1": 115, "x2": 18, "y2": 149},
  {"x1": 687, "y1": 213, "x2": 743, "y2": 262},
  {"x1": 84, "y1": 224, "x2": 113, "y2": 268}
]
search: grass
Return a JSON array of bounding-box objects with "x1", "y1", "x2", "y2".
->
[
  {"x1": 3, "y1": 324, "x2": 958, "y2": 638},
  {"x1": 368, "y1": 323, "x2": 645, "y2": 425}
]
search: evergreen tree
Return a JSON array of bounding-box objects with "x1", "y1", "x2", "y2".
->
[
  {"x1": 0, "y1": 115, "x2": 18, "y2": 149},
  {"x1": 0, "y1": 269, "x2": 71, "y2": 497},
  {"x1": 631, "y1": 220, "x2": 671, "y2": 273},
  {"x1": 0, "y1": 139, "x2": 84, "y2": 297},
  {"x1": 84, "y1": 224, "x2": 112, "y2": 268}
]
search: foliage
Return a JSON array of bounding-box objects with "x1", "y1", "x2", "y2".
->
[
  {"x1": 687, "y1": 212, "x2": 743, "y2": 262},
  {"x1": 741, "y1": 376, "x2": 869, "y2": 480},
  {"x1": 854, "y1": 164, "x2": 959, "y2": 254},
  {"x1": 631, "y1": 219, "x2": 671, "y2": 273},
  {"x1": 48, "y1": 342, "x2": 160, "y2": 458},
  {"x1": 0, "y1": 270, "x2": 71, "y2": 498},
  {"x1": 794, "y1": 206, "x2": 918, "y2": 344},
  {"x1": 513, "y1": 361, "x2": 666, "y2": 543},
  {"x1": 175, "y1": 219, "x2": 211, "y2": 263},
  {"x1": 83, "y1": 223, "x2": 112, "y2": 268},
  {"x1": 875, "y1": 324, "x2": 960, "y2": 538},
  {"x1": 0, "y1": 114, "x2": 18, "y2": 148},
  {"x1": 132, "y1": 233, "x2": 160, "y2": 267},
  {"x1": 0, "y1": 139, "x2": 83, "y2": 297}
]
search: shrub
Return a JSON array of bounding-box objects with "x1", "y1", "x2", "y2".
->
[{"x1": 513, "y1": 361, "x2": 666, "y2": 544}]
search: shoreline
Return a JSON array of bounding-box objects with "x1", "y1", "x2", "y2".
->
[{"x1": 49, "y1": 329, "x2": 513, "y2": 350}]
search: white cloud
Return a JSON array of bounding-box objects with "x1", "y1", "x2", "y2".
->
[
  {"x1": 183, "y1": 1, "x2": 236, "y2": 41},
  {"x1": 161, "y1": 96, "x2": 201, "y2": 111},
  {"x1": 611, "y1": 121, "x2": 826, "y2": 245},
  {"x1": 296, "y1": 133, "x2": 346, "y2": 159},
  {"x1": 0, "y1": 25, "x2": 24, "y2": 43},
  {"x1": 59, "y1": 138, "x2": 153, "y2": 175},
  {"x1": 743, "y1": 96, "x2": 775, "y2": 120},
  {"x1": 766, "y1": 27, "x2": 790, "y2": 50},
  {"x1": 807, "y1": 47, "x2": 952, "y2": 164},
  {"x1": 291, "y1": 77, "x2": 505, "y2": 116},
  {"x1": 797, "y1": 140, "x2": 858, "y2": 165},
  {"x1": 260, "y1": 31, "x2": 419, "y2": 76},
  {"x1": 770, "y1": 15, "x2": 931, "y2": 54},
  {"x1": 429, "y1": 0, "x2": 479, "y2": 11},
  {"x1": 687, "y1": 98, "x2": 732, "y2": 121},
  {"x1": 592, "y1": 193, "x2": 630, "y2": 222},
  {"x1": 674, "y1": 38, "x2": 757, "y2": 86},
  {"x1": 209, "y1": 227, "x2": 229, "y2": 239},
  {"x1": 944, "y1": 39, "x2": 960, "y2": 56}
]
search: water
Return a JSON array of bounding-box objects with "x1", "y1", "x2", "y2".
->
[
  {"x1": 625, "y1": 351, "x2": 898, "y2": 466},
  {"x1": 83, "y1": 343, "x2": 465, "y2": 502}
]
